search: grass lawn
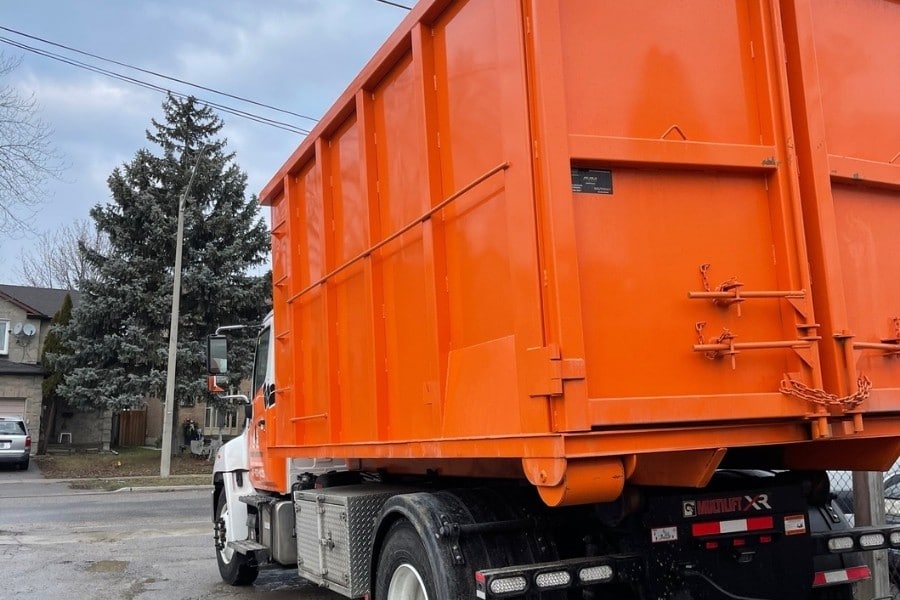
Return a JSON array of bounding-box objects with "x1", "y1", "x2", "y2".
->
[{"x1": 35, "y1": 446, "x2": 213, "y2": 485}]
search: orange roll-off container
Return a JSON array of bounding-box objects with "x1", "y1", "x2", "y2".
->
[{"x1": 256, "y1": 0, "x2": 900, "y2": 504}]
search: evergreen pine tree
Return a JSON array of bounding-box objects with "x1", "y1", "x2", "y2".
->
[
  {"x1": 57, "y1": 95, "x2": 270, "y2": 414},
  {"x1": 38, "y1": 292, "x2": 73, "y2": 454}
]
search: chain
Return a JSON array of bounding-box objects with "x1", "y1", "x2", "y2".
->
[
  {"x1": 696, "y1": 322, "x2": 735, "y2": 361},
  {"x1": 779, "y1": 375, "x2": 871, "y2": 409},
  {"x1": 700, "y1": 264, "x2": 712, "y2": 292},
  {"x1": 695, "y1": 322, "x2": 707, "y2": 345},
  {"x1": 717, "y1": 277, "x2": 741, "y2": 292},
  {"x1": 699, "y1": 263, "x2": 740, "y2": 293},
  {"x1": 707, "y1": 330, "x2": 735, "y2": 361}
]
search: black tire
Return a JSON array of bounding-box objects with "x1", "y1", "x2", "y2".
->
[
  {"x1": 809, "y1": 584, "x2": 854, "y2": 600},
  {"x1": 375, "y1": 519, "x2": 437, "y2": 600},
  {"x1": 18, "y1": 457, "x2": 29, "y2": 471},
  {"x1": 214, "y1": 492, "x2": 259, "y2": 586}
]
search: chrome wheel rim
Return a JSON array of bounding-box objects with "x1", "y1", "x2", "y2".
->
[
  {"x1": 216, "y1": 502, "x2": 235, "y2": 564},
  {"x1": 386, "y1": 563, "x2": 429, "y2": 600}
]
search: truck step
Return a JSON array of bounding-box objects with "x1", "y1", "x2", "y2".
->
[
  {"x1": 228, "y1": 540, "x2": 270, "y2": 561},
  {"x1": 238, "y1": 494, "x2": 275, "y2": 507}
]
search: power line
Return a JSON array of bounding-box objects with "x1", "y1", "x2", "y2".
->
[
  {"x1": 0, "y1": 36, "x2": 310, "y2": 136},
  {"x1": 0, "y1": 25, "x2": 319, "y2": 125},
  {"x1": 373, "y1": 0, "x2": 412, "y2": 9},
  {"x1": 0, "y1": 36, "x2": 309, "y2": 135}
]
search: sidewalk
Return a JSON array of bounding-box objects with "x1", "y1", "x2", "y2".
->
[
  {"x1": 0, "y1": 473, "x2": 211, "y2": 484},
  {"x1": 0, "y1": 462, "x2": 211, "y2": 494}
]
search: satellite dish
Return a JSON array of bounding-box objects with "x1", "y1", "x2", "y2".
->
[
  {"x1": 22, "y1": 324, "x2": 36, "y2": 337},
  {"x1": 13, "y1": 323, "x2": 23, "y2": 335}
]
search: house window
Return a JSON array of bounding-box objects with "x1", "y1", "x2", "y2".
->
[{"x1": 0, "y1": 320, "x2": 9, "y2": 355}]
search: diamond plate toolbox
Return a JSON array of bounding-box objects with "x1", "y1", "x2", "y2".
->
[{"x1": 293, "y1": 485, "x2": 409, "y2": 597}]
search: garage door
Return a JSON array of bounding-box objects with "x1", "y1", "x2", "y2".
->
[{"x1": 0, "y1": 398, "x2": 26, "y2": 417}]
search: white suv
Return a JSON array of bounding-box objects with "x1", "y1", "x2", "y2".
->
[{"x1": 0, "y1": 416, "x2": 31, "y2": 470}]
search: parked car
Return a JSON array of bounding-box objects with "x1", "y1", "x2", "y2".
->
[{"x1": 0, "y1": 416, "x2": 31, "y2": 470}]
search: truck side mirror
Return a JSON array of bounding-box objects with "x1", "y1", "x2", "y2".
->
[{"x1": 207, "y1": 334, "x2": 229, "y2": 374}]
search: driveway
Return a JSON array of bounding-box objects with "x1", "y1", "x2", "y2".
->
[{"x1": 0, "y1": 456, "x2": 91, "y2": 497}]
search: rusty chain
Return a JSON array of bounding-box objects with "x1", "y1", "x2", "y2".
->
[
  {"x1": 708, "y1": 330, "x2": 735, "y2": 361},
  {"x1": 699, "y1": 263, "x2": 740, "y2": 295},
  {"x1": 779, "y1": 375, "x2": 872, "y2": 409},
  {"x1": 700, "y1": 264, "x2": 712, "y2": 292},
  {"x1": 695, "y1": 322, "x2": 735, "y2": 361}
]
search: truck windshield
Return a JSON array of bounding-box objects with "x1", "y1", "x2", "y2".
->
[{"x1": 251, "y1": 326, "x2": 271, "y2": 398}]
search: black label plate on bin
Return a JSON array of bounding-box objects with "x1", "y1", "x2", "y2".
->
[{"x1": 571, "y1": 168, "x2": 613, "y2": 195}]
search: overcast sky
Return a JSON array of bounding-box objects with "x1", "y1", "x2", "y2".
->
[{"x1": 0, "y1": 0, "x2": 411, "y2": 284}]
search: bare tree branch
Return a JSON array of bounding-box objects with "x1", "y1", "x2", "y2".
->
[
  {"x1": 0, "y1": 52, "x2": 64, "y2": 230},
  {"x1": 16, "y1": 219, "x2": 109, "y2": 289}
]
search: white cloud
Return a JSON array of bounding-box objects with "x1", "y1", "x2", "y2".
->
[
  {"x1": 0, "y1": 0, "x2": 410, "y2": 283},
  {"x1": 18, "y1": 73, "x2": 157, "y2": 122}
]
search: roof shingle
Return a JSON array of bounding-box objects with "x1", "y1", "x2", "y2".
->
[{"x1": 0, "y1": 284, "x2": 80, "y2": 319}]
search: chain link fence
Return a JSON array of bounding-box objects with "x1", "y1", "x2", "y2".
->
[{"x1": 829, "y1": 469, "x2": 900, "y2": 599}]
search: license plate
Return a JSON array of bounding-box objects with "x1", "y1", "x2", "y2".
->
[{"x1": 0, "y1": 442, "x2": 10, "y2": 449}]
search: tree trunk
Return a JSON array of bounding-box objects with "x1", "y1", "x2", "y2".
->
[{"x1": 37, "y1": 398, "x2": 58, "y2": 455}]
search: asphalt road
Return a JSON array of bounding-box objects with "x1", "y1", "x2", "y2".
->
[{"x1": 0, "y1": 462, "x2": 342, "y2": 600}]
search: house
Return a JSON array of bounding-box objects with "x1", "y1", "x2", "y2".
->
[
  {"x1": 1, "y1": 284, "x2": 245, "y2": 454},
  {"x1": 142, "y1": 383, "x2": 247, "y2": 450},
  {"x1": 0, "y1": 284, "x2": 104, "y2": 453}
]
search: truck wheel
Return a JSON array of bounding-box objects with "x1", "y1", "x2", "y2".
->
[
  {"x1": 376, "y1": 519, "x2": 436, "y2": 600},
  {"x1": 214, "y1": 492, "x2": 259, "y2": 586},
  {"x1": 809, "y1": 585, "x2": 853, "y2": 600}
]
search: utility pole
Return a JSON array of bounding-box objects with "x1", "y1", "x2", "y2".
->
[
  {"x1": 160, "y1": 144, "x2": 210, "y2": 477},
  {"x1": 854, "y1": 470, "x2": 890, "y2": 599}
]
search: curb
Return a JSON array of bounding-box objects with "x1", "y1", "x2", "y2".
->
[
  {"x1": 0, "y1": 477, "x2": 210, "y2": 486},
  {"x1": 111, "y1": 484, "x2": 214, "y2": 493}
]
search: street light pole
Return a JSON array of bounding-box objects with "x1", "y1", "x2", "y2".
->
[{"x1": 161, "y1": 144, "x2": 210, "y2": 477}]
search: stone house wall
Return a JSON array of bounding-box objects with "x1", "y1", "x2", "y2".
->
[{"x1": 56, "y1": 407, "x2": 112, "y2": 451}]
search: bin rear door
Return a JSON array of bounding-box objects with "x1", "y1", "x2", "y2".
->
[
  {"x1": 782, "y1": 0, "x2": 900, "y2": 405},
  {"x1": 529, "y1": 0, "x2": 822, "y2": 430}
]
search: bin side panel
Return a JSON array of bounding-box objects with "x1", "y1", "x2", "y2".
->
[
  {"x1": 271, "y1": 0, "x2": 546, "y2": 449},
  {"x1": 549, "y1": 0, "x2": 812, "y2": 415},
  {"x1": 294, "y1": 290, "x2": 329, "y2": 446},
  {"x1": 834, "y1": 186, "x2": 900, "y2": 388},
  {"x1": 434, "y1": 0, "x2": 513, "y2": 349},
  {"x1": 289, "y1": 161, "x2": 331, "y2": 446},
  {"x1": 560, "y1": 0, "x2": 761, "y2": 145},
  {"x1": 372, "y1": 50, "x2": 442, "y2": 440},
  {"x1": 331, "y1": 116, "x2": 369, "y2": 263},
  {"x1": 329, "y1": 117, "x2": 378, "y2": 442},
  {"x1": 816, "y1": 0, "x2": 900, "y2": 390},
  {"x1": 271, "y1": 189, "x2": 294, "y2": 448},
  {"x1": 811, "y1": 0, "x2": 900, "y2": 163},
  {"x1": 431, "y1": 0, "x2": 547, "y2": 436},
  {"x1": 785, "y1": 0, "x2": 900, "y2": 396},
  {"x1": 574, "y1": 170, "x2": 790, "y2": 399},
  {"x1": 301, "y1": 161, "x2": 327, "y2": 285}
]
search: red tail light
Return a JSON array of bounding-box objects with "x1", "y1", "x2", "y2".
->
[
  {"x1": 813, "y1": 565, "x2": 871, "y2": 587},
  {"x1": 25, "y1": 435, "x2": 31, "y2": 449}
]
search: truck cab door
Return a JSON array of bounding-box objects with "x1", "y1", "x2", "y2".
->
[{"x1": 248, "y1": 323, "x2": 284, "y2": 491}]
